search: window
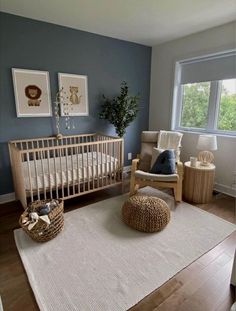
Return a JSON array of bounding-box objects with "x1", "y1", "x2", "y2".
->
[
  {"x1": 217, "y1": 79, "x2": 236, "y2": 131},
  {"x1": 180, "y1": 82, "x2": 210, "y2": 129},
  {"x1": 173, "y1": 51, "x2": 236, "y2": 135}
]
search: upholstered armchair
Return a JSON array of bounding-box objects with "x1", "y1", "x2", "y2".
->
[{"x1": 130, "y1": 131, "x2": 184, "y2": 202}]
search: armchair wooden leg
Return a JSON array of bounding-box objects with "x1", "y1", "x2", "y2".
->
[
  {"x1": 175, "y1": 181, "x2": 182, "y2": 202},
  {"x1": 130, "y1": 175, "x2": 136, "y2": 196}
]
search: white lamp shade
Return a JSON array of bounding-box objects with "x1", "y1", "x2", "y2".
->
[{"x1": 197, "y1": 135, "x2": 217, "y2": 151}]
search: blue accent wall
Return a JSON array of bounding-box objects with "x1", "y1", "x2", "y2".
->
[{"x1": 0, "y1": 12, "x2": 151, "y2": 195}]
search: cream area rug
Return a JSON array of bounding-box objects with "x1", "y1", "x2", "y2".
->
[{"x1": 14, "y1": 187, "x2": 236, "y2": 311}]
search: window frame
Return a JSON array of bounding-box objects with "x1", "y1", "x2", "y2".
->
[{"x1": 172, "y1": 57, "x2": 236, "y2": 137}]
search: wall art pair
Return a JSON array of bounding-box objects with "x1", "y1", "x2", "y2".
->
[{"x1": 12, "y1": 68, "x2": 89, "y2": 117}]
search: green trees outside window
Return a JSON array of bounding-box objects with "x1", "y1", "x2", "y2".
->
[
  {"x1": 218, "y1": 80, "x2": 236, "y2": 131},
  {"x1": 181, "y1": 82, "x2": 210, "y2": 129},
  {"x1": 180, "y1": 79, "x2": 236, "y2": 132}
]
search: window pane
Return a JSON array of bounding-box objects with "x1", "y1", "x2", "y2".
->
[
  {"x1": 217, "y1": 79, "x2": 236, "y2": 131},
  {"x1": 180, "y1": 82, "x2": 210, "y2": 128}
]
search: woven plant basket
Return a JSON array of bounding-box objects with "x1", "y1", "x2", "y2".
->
[
  {"x1": 122, "y1": 195, "x2": 170, "y2": 233},
  {"x1": 19, "y1": 199, "x2": 64, "y2": 242}
]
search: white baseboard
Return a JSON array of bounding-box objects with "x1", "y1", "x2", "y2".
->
[
  {"x1": 214, "y1": 183, "x2": 236, "y2": 198},
  {"x1": 0, "y1": 192, "x2": 16, "y2": 204}
]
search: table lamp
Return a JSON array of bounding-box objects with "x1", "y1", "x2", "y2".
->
[{"x1": 197, "y1": 135, "x2": 217, "y2": 166}]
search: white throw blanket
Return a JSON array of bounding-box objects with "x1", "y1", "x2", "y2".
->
[{"x1": 158, "y1": 130, "x2": 183, "y2": 161}]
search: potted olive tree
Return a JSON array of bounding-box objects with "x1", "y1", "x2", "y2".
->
[{"x1": 99, "y1": 81, "x2": 139, "y2": 137}]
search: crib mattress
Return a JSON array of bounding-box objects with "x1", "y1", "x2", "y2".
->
[{"x1": 22, "y1": 152, "x2": 119, "y2": 191}]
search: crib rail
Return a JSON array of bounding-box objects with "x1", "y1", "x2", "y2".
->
[
  {"x1": 9, "y1": 134, "x2": 124, "y2": 208},
  {"x1": 10, "y1": 133, "x2": 97, "y2": 150}
]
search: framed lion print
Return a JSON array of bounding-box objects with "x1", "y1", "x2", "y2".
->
[
  {"x1": 58, "y1": 73, "x2": 89, "y2": 116},
  {"x1": 12, "y1": 68, "x2": 52, "y2": 117}
]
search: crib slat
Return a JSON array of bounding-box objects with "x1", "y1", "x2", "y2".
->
[
  {"x1": 76, "y1": 145, "x2": 80, "y2": 194},
  {"x1": 121, "y1": 140, "x2": 124, "y2": 182},
  {"x1": 114, "y1": 142, "x2": 117, "y2": 181},
  {"x1": 96, "y1": 143, "x2": 99, "y2": 188},
  {"x1": 87, "y1": 146, "x2": 90, "y2": 191},
  {"x1": 101, "y1": 142, "x2": 104, "y2": 188},
  {"x1": 117, "y1": 142, "x2": 122, "y2": 181},
  {"x1": 59, "y1": 148, "x2": 64, "y2": 199},
  {"x1": 115, "y1": 142, "x2": 118, "y2": 182},
  {"x1": 82, "y1": 146, "x2": 85, "y2": 192},
  {"x1": 105, "y1": 142, "x2": 108, "y2": 186},
  {"x1": 113, "y1": 142, "x2": 116, "y2": 182},
  {"x1": 112, "y1": 142, "x2": 115, "y2": 183},
  {"x1": 33, "y1": 151, "x2": 40, "y2": 200},
  {"x1": 47, "y1": 150, "x2": 53, "y2": 199},
  {"x1": 119, "y1": 141, "x2": 122, "y2": 181},
  {"x1": 65, "y1": 147, "x2": 70, "y2": 196},
  {"x1": 53, "y1": 149, "x2": 59, "y2": 199},
  {"x1": 111, "y1": 142, "x2": 113, "y2": 184},
  {"x1": 26, "y1": 152, "x2": 33, "y2": 202},
  {"x1": 91, "y1": 144, "x2": 94, "y2": 190},
  {"x1": 109, "y1": 143, "x2": 112, "y2": 184},
  {"x1": 120, "y1": 141, "x2": 122, "y2": 181},
  {"x1": 71, "y1": 146, "x2": 75, "y2": 195},
  {"x1": 40, "y1": 150, "x2": 47, "y2": 200},
  {"x1": 113, "y1": 142, "x2": 119, "y2": 182}
]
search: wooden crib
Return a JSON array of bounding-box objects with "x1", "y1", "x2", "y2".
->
[{"x1": 9, "y1": 133, "x2": 124, "y2": 208}]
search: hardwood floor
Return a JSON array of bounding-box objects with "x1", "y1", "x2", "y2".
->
[{"x1": 0, "y1": 181, "x2": 235, "y2": 311}]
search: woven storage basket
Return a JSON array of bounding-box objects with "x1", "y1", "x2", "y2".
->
[
  {"x1": 122, "y1": 195, "x2": 170, "y2": 233},
  {"x1": 19, "y1": 199, "x2": 64, "y2": 242}
]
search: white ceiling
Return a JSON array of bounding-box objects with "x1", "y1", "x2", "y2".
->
[{"x1": 1, "y1": 0, "x2": 236, "y2": 46}]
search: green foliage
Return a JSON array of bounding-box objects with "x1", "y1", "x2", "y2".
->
[
  {"x1": 181, "y1": 82, "x2": 236, "y2": 132},
  {"x1": 218, "y1": 92, "x2": 236, "y2": 131},
  {"x1": 99, "y1": 81, "x2": 139, "y2": 137},
  {"x1": 181, "y1": 82, "x2": 210, "y2": 128}
]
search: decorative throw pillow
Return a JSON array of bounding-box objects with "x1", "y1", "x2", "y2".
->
[
  {"x1": 150, "y1": 147, "x2": 164, "y2": 168},
  {"x1": 150, "y1": 149, "x2": 176, "y2": 175}
]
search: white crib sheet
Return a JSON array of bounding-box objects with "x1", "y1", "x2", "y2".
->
[{"x1": 22, "y1": 152, "x2": 119, "y2": 191}]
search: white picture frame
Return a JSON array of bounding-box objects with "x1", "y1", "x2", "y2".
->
[
  {"x1": 12, "y1": 68, "x2": 52, "y2": 117},
  {"x1": 58, "y1": 73, "x2": 89, "y2": 116}
]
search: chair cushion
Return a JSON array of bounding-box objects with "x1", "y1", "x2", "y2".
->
[
  {"x1": 150, "y1": 149, "x2": 176, "y2": 174},
  {"x1": 135, "y1": 170, "x2": 178, "y2": 182},
  {"x1": 141, "y1": 131, "x2": 159, "y2": 143},
  {"x1": 139, "y1": 131, "x2": 159, "y2": 172}
]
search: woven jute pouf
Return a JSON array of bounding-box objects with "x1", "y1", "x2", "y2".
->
[{"x1": 122, "y1": 195, "x2": 170, "y2": 233}]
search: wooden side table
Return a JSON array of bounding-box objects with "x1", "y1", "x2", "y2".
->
[{"x1": 183, "y1": 161, "x2": 215, "y2": 203}]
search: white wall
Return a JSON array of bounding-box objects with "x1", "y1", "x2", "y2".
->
[{"x1": 149, "y1": 21, "x2": 236, "y2": 196}]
